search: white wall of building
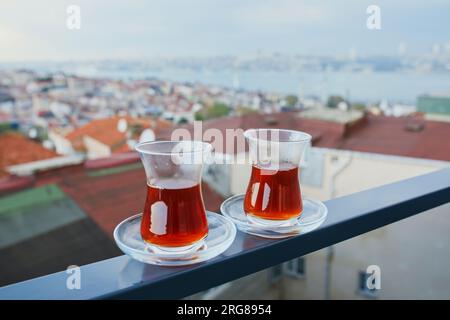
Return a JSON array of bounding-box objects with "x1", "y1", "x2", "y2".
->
[
  {"x1": 48, "y1": 130, "x2": 74, "y2": 155},
  {"x1": 83, "y1": 136, "x2": 112, "y2": 159}
]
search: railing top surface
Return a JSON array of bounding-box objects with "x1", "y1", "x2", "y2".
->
[{"x1": 1, "y1": 167, "x2": 449, "y2": 299}]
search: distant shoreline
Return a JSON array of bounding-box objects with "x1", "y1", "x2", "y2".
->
[{"x1": 1, "y1": 64, "x2": 449, "y2": 105}]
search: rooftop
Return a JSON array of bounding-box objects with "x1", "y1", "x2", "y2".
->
[
  {"x1": 165, "y1": 111, "x2": 348, "y2": 154},
  {"x1": 0, "y1": 154, "x2": 224, "y2": 286},
  {"x1": 29, "y1": 157, "x2": 223, "y2": 230},
  {"x1": 0, "y1": 132, "x2": 58, "y2": 178},
  {"x1": 340, "y1": 115, "x2": 450, "y2": 162},
  {"x1": 65, "y1": 116, "x2": 172, "y2": 152},
  {"x1": 58, "y1": 159, "x2": 224, "y2": 236},
  {"x1": 299, "y1": 108, "x2": 364, "y2": 124},
  {"x1": 0, "y1": 183, "x2": 120, "y2": 286},
  {"x1": 164, "y1": 111, "x2": 450, "y2": 161}
]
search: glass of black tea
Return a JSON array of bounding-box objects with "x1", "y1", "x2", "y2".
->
[
  {"x1": 243, "y1": 129, "x2": 311, "y2": 227},
  {"x1": 135, "y1": 140, "x2": 212, "y2": 252}
]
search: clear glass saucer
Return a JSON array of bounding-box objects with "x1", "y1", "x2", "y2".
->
[
  {"x1": 113, "y1": 211, "x2": 236, "y2": 266},
  {"x1": 220, "y1": 194, "x2": 327, "y2": 239}
]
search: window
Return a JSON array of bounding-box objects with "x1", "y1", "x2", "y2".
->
[
  {"x1": 268, "y1": 264, "x2": 283, "y2": 284},
  {"x1": 284, "y1": 257, "x2": 305, "y2": 278}
]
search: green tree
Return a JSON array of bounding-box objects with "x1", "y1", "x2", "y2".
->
[
  {"x1": 236, "y1": 106, "x2": 258, "y2": 116},
  {"x1": 194, "y1": 112, "x2": 204, "y2": 121},
  {"x1": 177, "y1": 117, "x2": 189, "y2": 124},
  {"x1": 208, "y1": 102, "x2": 230, "y2": 118},
  {"x1": 327, "y1": 95, "x2": 345, "y2": 109},
  {"x1": 195, "y1": 102, "x2": 230, "y2": 120},
  {"x1": 351, "y1": 103, "x2": 366, "y2": 111},
  {"x1": 285, "y1": 95, "x2": 298, "y2": 107}
]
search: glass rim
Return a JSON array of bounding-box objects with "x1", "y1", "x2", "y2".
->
[
  {"x1": 243, "y1": 128, "x2": 312, "y2": 143},
  {"x1": 135, "y1": 140, "x2": 212, "y2": 156}
]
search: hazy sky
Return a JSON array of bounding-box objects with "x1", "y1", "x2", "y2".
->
[{"x1": 0, "y1": 0, "x2": 449, "y2": 62}]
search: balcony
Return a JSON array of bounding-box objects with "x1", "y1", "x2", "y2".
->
[{"x1": 0, "y1": 167, "x2": 449, "y2": 299}]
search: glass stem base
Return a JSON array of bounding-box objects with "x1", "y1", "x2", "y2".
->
[
  {"x1": 147, "y1": 239, "x2": 206, "y2": 255},
  {"x1": 246, "y1": 214, "x2": 300, "y2": 227}
]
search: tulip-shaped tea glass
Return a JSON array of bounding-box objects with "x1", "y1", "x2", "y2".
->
[
  {"x1": 135, "y1": 140, "x2": 212, "y2": 253},
  {"x1": 243, "y1": 129, "x2": 311, "y2": 227}
]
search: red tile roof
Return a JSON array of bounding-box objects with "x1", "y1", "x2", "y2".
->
[
  {"x1": 84, "y1": 152, "x2": 140, "y2": 170},
  {"x1": 0, "y1": 111, "x2": 11, "y2": 122},
  {"x1": 161, "y1": 111, "x2": 350, "y2": 154},
  {"x1": 66, "y1": 116, "x2": 172, "y2": 152},
  {"x1": 0, "y1": 132, "x2": 58, "y2": 177},
  {"x1": 26, "y1": 160, "x2": 225, "y2": 237},
  {"x1": 162, "y1": 112, "x2": 450, "y2": 162},
  {"x1": 60, "y1": 165, "x2": 148, "y2": 236},
  {"x1": 0, "y1": 175, "x2": 34, "y2": 195},
  {"x1": 339, "y1": 115, "x2": 450, "y2": 161}
]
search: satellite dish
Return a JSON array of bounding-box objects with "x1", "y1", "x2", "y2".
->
[
  {"x1": 139, "y1": 129, "x2": 155, "y2": 143},
  {"x1": 117, "y1": 118, "x2": 128, "y2": 133}
]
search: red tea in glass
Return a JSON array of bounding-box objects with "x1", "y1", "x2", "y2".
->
[
  {"x1": 243, "y1": 129, "x2": 311, "y2": 225},
  {"x1": 141, "y1": 179, "x2": 208, "y2": 247},
  {"x1": 244, "y1": 164, "x2": 302, "y2": 221},
  {"x1": 135, "y1": 141, "x2": 212, "y2": 250}
]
